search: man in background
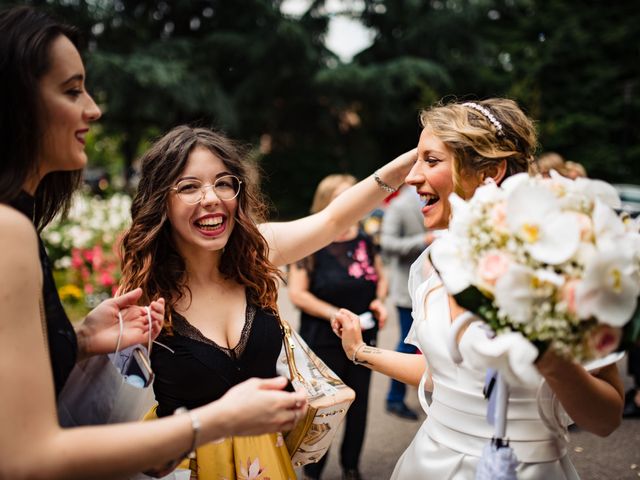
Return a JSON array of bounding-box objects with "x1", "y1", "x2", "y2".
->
[{"x1": 380, "y1": 186, "x2": 432, "y2": 420}]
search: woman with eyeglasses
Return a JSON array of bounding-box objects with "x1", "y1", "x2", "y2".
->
[
  {"x1": 0, "y1": 6, "x2": 308, "y2": 479},
  {"x1": 118, "y1": 126, "x2": 417, "y2": 478}
]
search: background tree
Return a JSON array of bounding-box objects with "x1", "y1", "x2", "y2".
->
[{"x1": 6, "y1": 0, "x2": 639, "y2": 217}]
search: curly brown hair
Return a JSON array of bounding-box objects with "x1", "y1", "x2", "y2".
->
[
  {"x1": 419, "y1": 98, "x2": 538, "y2": 197},
  {"x1": 119, "y1": 126, "x2": 282, "y2": 329}
]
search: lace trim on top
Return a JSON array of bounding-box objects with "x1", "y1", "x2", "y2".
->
[{"x1": 172, "y1": 303, "x2": 257, "y2": 359}]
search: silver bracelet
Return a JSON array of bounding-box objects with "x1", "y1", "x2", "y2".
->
[
  {"x1": 351, "y1": 342, "x2": 367, "y2": 365},
  {"x1": 373, "y1": 169, "x2": 398, "y2": 194},
  {"x1": 175, "y1": 407, "x2": 201, "y2": 459}
]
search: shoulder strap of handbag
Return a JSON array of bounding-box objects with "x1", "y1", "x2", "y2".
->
[
  {"x1": 277, "y1": 315, "x2": 340, "y2": 385},
  {"x1": 277, "y1": 316, "x2": 304, "y2": 384}
]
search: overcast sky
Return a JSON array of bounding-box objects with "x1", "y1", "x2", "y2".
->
[{"x1": 280, "y1": 0, "x2": 375, "y2": 62}]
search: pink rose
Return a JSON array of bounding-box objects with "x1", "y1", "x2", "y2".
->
[
  {"x1": 71, "y1": 248, "x2": 84, "y2": 269},
  {"x1": 477, "y1": 251, "x2": 510, "y2": 287},
  {"x1": 588, "y1": 324, "x2": 622, "y2": 357},
  {"x1": 83, "y1": 248, "x2": 94, "y2": 263},
  {"x1": 91, "y1": 244, "x2": 104, "y2": 269},
  {"x1": 99, "y1": 271, "x2": 114, "y2": 287},
  {"x1": 560, "y1": 279, "x2": 580, "y2": 316},
  {"x1": 80, "y1": 265, "x2": 91, "y2": 281}
]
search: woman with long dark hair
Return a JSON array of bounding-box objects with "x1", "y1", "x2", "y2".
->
[
  {"x1": 118, "y1": 126, "x2": 416, "y2": 478},
  {"x1": 0, "y1": 6, "x2": 306, "y2": 478}
]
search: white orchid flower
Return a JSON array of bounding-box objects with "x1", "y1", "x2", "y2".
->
[
  {"x1": 573, "y1": 177, "x2": 622, "y2": 209},
  {"x1": 493, "y1": 263, "x2": 537, "y2": 324},
  {"x1": 476, "y1": 250, "x2": 512, "y2": 295},
  {"x1": 506, "y1": 182, "x2": 581, "y2": 265},
  {"x1": 574, "y1": 241, "x2": 598, "y2": 266},
  {"x1": 471, "y1": 179, "x2": 505, "y2": 204},
  {"x1": 545, "y1": 172, "x2": 621, "y2": 212},
  {"x1": 576, "y1": 246, "x2": 640, "y2": 326},
  {"x1": 494, "y1": 263, "x2": 565, "y2": 325},
  {"x1": 447, "y1": 192, "x2": 474, "y2": 237},
  {"x1": 500, "y1": 172, "x2": 532, "y2": 193},
  {"x1": 430, "y1": 234, "x2": 473, "y2": 295},
  {"x1": 592, "y1": 199, "x2": 626, "y2": 250},
  {"x1": 545, "y1": 171, "x2": 588, "y2": 211}
]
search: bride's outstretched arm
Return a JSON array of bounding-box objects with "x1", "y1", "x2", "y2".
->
[{"x1": 331, "y1": 308, "x2": 430, "y2": 389}]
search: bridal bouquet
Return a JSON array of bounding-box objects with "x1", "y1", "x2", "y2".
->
[{"x1": 431, "y1": 172, "x2": 640, "y2": 363}]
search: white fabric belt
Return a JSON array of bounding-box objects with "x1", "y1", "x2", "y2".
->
[
  {"x1": 425, "y1": 384, "x2": 566, "y2": 463},
  {"x1": 434, "y1": 382, "x2": 545, "y2": 420}
]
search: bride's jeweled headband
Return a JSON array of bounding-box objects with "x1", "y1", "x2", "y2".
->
[{"x1": 463, "y1": 102, "x2": 504, "y2": 137}]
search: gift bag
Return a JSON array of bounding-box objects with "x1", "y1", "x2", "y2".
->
[
  {"x1": 276, "y1": 319, "x2": 356, "y2": 467},
  {"x1": 58, "y1": 308, "x2": 156, "y2": 427}
]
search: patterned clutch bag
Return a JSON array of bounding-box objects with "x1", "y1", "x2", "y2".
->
[{"x1": 276, "y1": 319, "x2": 356, "y2": 467}]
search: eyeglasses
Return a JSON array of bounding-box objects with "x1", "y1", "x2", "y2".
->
[{"x1": 171, "y1": 175, "x2": 242, "y2": 204}]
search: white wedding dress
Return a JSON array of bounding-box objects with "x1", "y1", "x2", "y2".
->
[{"x1": 390, "y1": 249, "x2": 580, "y2": 479}]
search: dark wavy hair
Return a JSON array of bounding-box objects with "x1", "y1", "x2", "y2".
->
[
  {"x1": 119, "y1": 126, "x2": 283, "y2": 329},
  {"x1": 0, "y1": 6, "x2": 83, "y2": 230}
]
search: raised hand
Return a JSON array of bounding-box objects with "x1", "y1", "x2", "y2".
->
[
  {"x1": 369, "y1": 298, "x2": 388, "y2": 329},
  {"x1": 330, "y1": 308, "x2": 365, "y2": 359},
  {"x1": 75, "y1": 288, "x2": 165, "y2": 359}
]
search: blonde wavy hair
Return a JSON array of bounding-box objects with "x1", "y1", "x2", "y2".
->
[
  {"x1": 419, "y1": 98, "x2": 538, "y2": 197},
  {"x1": 310, "y1": 174, "x2": 357, "y2": 214}
]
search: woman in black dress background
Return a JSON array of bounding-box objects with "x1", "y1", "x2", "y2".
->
[{"x1": 289, "y1": 174, "x2": 389, "y2": 480}]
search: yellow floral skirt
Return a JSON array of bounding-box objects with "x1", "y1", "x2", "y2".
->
[{"x1": 145, "y1": 406, "x2": 296, "y2": 480}]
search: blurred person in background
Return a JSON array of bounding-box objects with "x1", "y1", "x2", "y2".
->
[
  {"x1": 623, "y1": 345, "x2": 640, "y2": 418},
  {"x1": 536, "y1": 151, "x2": 567, "y2": 177},
  {"x1": 289, "y1": 174, "x2": 389, "y2": 480},
  {"x1": 564, "y1": 160, "x2": 587, "y2": 179},
  {"x1": 380, "y1": 185, "x2": 433, "y2": 421}
]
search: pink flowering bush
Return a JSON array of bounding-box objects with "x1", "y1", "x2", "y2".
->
[{"x1": 42, "y1": 191, "x2": 131, "y2": 315}]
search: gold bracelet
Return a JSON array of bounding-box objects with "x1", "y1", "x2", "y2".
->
[
  {"x1": 373, "y1": 169, "x2": 399, "y2": 194},
  {"x1": 351, "y1": 342, "x2": 367, "y2": 365}
]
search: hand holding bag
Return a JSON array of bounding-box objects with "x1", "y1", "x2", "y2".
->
[
  {"x1": 58, "y1": 307, "x2": 156, "y2": 426},
  {"x1": 276, "y1": 319, "x2": 356, "y2": 467}
]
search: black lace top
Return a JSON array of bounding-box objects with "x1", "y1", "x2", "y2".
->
[
  {"x1": 151, "y1": 303, "x2": 285, "y2": 417},
  {"x1": 298, "y1": 231, "x2": 379, "y2": 347},
  {"x1": 8, "y1": 192, "x2": 78, "y2": 398}
]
